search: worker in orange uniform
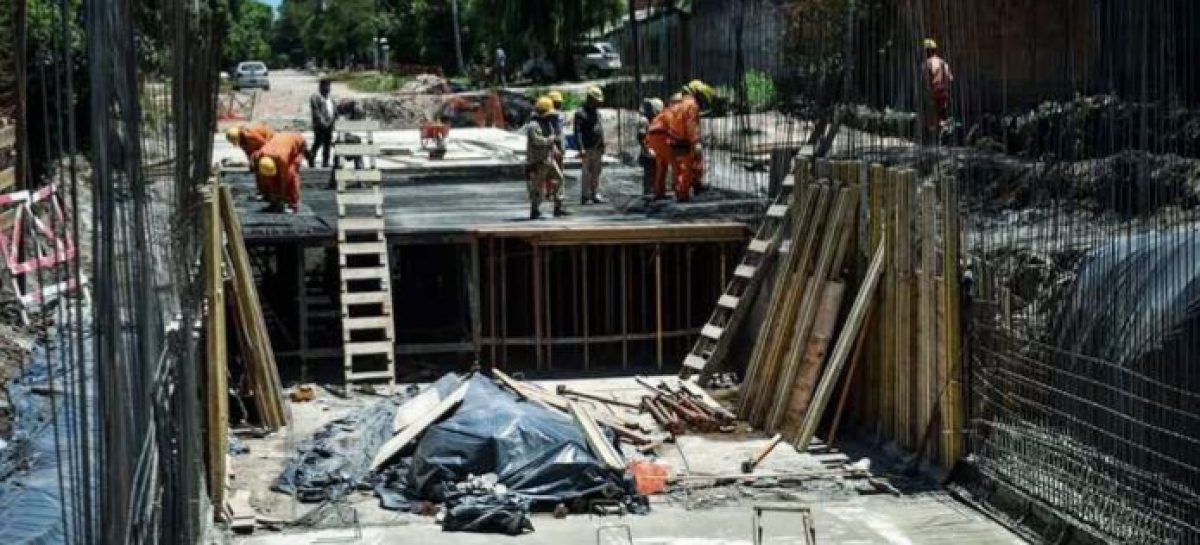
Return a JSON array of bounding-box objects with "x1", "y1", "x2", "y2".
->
[
  {"x1": 646, "y1": 80, "x2": 714, "y2": 202},
  {"x1": 227, "y1": 123, "x2": 277, "y2": 198},
  {"x1": 253, "y1": 132, "x2": 308, "y2": 214},
  {"x1": 922, "y1": 38, "x2": 953, "y2": 140}
]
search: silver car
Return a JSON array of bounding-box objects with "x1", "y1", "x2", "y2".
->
[
  {"x1": 573, "y1": 42, "x2": 621, "y2": 79},
  {"x1": 233, "y1": 61, "x2": 270, "y2": 91}
]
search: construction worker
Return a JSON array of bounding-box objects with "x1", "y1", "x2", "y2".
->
[
  {"x1": 547, "y1": 90, "x2": 567, "y2": 171},
  {"x1": 494, "y1": 46, "x2": 508, "y2": 86},
  {"x1": 574, "y1": 86, "x2": 607, "y2": 204},
  {"x1": 226, "y1": 123, "x2": 277, "y2": 198},
  {"x1": 637, "y1": 98, "x2": 664, "y2": 197},
  {"x1": 253, "y1": 132, "x2": 308, "y2": 214},
  {"x1": 647, "y1": 80, "x2": 714, "y2": 202},
  {"x1": 523, "y1": 97, "x2": 568, "y2": 219},
  {"x1": 309, "y1": 77, "x2": 337, "y2": 167},
  {"x1": 922, "y1": 38, "x2": 954, "y2": 139}
]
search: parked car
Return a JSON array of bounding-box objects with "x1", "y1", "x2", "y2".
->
[
  {"x1": 572, "y1": 42, "x2": 622, "y2": 79},
  {"x1": 520, "y1": 56, "x2": 557, "y2": 83},
  {"x1": 232, "y1": 61, "x2": 270, "y2": 91}
]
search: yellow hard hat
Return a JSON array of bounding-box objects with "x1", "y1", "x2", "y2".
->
[
  {"x1": 685, "y1": 80, "x2": 715, "y2": 102},
  {"x1": 535, "y1": 96, "x2": 555, "y2": 114},
  {"x1": 923, "y1": 38, "x2": 938, "y2": 50},
  {"x1": 547, "y1": 90, "x2": 564, "y2": 104},
  {"x1": 586, "y1": 86, "x2": 604, "y2": 103},
  {"x1": 225, "y1": 126, "x2": 241, "y2": 145},
  {"x1": 257, "y1": 156, "x2": 278, "y2": 177}
]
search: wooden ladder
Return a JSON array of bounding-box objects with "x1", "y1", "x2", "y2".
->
[
  {"x1": 679, "y1": 157, "x2": 809, "y2": 382},
  {"x1": 334, "y1": 121, "x2": 395, "y2": 386}
]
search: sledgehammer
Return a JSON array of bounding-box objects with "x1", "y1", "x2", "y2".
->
[{"x1": 741, "y1": 433, "x2": 784, "y2": 473}]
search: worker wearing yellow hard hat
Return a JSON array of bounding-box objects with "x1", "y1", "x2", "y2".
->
[
  {"x1": 523, "y1": 96, "x2": 568, "y2": 219},
  {"x1": 252, "y1": 131, "x2": 308, "y2": 214},
  {"x1": 646, "y1": 78, "x2": 714, "y2": 202},
  {"x1": 575, "y1": 85, "x2": 607, "y2": 204},
  {"x1": 546, "y1": 91, "x2": 567, "y2": 172},
  {"x1": 226, "y1": 122, "x2": 277, "y2": 198},
  {"x1": 922, "y1": 37, "x2": 954, "y2": 140}
]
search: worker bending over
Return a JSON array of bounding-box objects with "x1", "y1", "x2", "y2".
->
[
  {"x1": 254, "y1": 132, "x2": 308, "y2": 214},
  {"x1": 227, "y1": 123, "x2": 277, "y2": 198},
  {"x1": 646, "y1": 80, "x2": 714, "y2": 202},
  {"x1": 574, "y1": 86, "x2": 607, "y2": 205},
  {"x1": 523, "y1": 97, "x2": 569, "y2": 219},
  {"x1": 922, "y1": 38, "x2": 953, "y2": 139}
]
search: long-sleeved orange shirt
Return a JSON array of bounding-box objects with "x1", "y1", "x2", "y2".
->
[
  {"x1": 666, "y1": 96, "x2": 701, "y2": 146},
  {"x1": 238, "y1": 123, "x2": 276, "y2": 159},
  {"x1": 254, "y1": 132, "x2": 307, "y2": 204}
]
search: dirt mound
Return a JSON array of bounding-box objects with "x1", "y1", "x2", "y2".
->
[{"x1": 399, "y1": 74, "x2": 451, "y2": 95}]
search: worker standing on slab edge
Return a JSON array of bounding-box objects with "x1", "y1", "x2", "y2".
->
[
  {"x1": 548, "y1": 90, "x2": 567, "y2": 173},
  {"x1": 523, "y1": 97, "x2": 569, "y2": 219},
  {"x1": 254, "y1": 132, "x2": 308, "y2": 214},
  {"x1": 575, "y1": 86, "x2": 607, "y2": 205},
  {"x1": 308, "y1": 77, "x2": 337, "y2": 168},
  {"x1": 922, "y1": 38, "x2": 953, "y2": 141},
  {"x1": 637, "y1": 98, "x2": 664, "y2": 198},
  {"x1": 226, "y1": 122, "x2": 276, "y2": 198},
  {"x1": 647, "y1": 80, "x2": 714, "y2": 202}
]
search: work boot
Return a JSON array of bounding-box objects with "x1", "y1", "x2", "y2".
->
[
  {"x1": 693, "y1": 184, "x2": 708, "y2": 195},
  {"x1": 581, "y1": 195, "x2": 591, "y2": 206},
  {"x1": 553, "y1": 204, "x2": 571, "y2": 217},
  {"x1": 262, "y1": 202, "x2": 285, "y2": 213},
  {"x1": 592, "y1": 194, "x2": 608, "y2": 204},
  {"x1": 530, "y1": 204, "x2": 542, "y2": 220}
]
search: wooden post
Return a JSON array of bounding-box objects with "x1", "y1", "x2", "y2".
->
[
  {"x1": 894, "y1": 169, "x2": 915, "y2": 448},
  {"x1": 917, "y1": 183, "x2": 937, "y2": 460},
  {"x1": 621, "y1": 245, "x2": 629, "y2": 369},
  {"x1": 881, "y1": 168, "x2": 897, "y2": 442},
  {"x1": 499, "y1": 240, "x2": 508, "y2": 368},
  {"x1": 655, "y1": 243, "x2": 664, "y2": 370},
  {"x1": 940, "y1": 173, "x2": 964, "y2": 469},
  {"x1": 532, "y1": 242, "x2": 542, "y2": 370},
  {"x1": 203, "y1": 184, "x2": 227, "y2": 507},
  {"x1": 467, "y1": 238, "x2": 482, "y2": 363},
  {"x1": 544, "y1": 247, "x2": 553, "y2": 370},
  {"x1": 867, "y1": 163, "x2": 885, "y2": 433},
  {"x1": 582, "y1": 246, "x2": 590, "y2": 371},
  {"x1": 488, "y1": 237, "x2": 497, "y2": 366},
  {"x1": 296, "y1": 244, "x2": 308, "y2": 378}
]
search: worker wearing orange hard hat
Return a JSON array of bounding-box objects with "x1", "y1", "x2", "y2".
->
[
  {"x1": 227, "y1": 123, "x2": 277, "y2": 197},
  {"x1": 252, "y1": 132, "x2": 308, "y2": 213},
  {"x1": 646, "y1": 79, "x2": 714, "y2": 202}
]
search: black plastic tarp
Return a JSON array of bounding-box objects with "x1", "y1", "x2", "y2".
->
[{"x1": 405, "y1": 374, "x2": 622, "y2": 507}]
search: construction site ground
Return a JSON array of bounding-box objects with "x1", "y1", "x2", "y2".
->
[{"x1": 228, "y1": 376, "x2": 1023, "y2": 545}]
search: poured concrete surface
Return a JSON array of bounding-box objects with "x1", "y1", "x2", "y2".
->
[{"x1": 227, "y1": 376, "x2": 1024, "y2": 545}]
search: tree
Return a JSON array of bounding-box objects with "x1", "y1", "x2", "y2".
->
[
  {"x1": 224, "y1": 0, "x2": 273, "y2": 68},
  {"x1": 464, "y1": 0, "x2": 623, "y2": 76}
]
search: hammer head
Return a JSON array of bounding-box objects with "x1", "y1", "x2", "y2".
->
[
  {"x1": 741, "y1": 459, "x2": 755, "y2": 474},
  {"x1": 556, "y1": 384, "x2": 569, "y2": 395}
]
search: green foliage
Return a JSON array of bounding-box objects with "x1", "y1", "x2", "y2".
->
[
  {"x1": 225, "y1": 0, "x2": 273, "y2": 67},
  {"x1": 743, "y1": 69, "x2": 776, "y2": 111},
  {"x1": 346, "y1": 73, "x2": 412, "y2": 93}
]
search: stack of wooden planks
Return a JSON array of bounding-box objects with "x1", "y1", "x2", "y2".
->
[
  {"x1": 733, "y1": 158, "x2": 965, "y2": 470},
  {"x1": 219, "y1": 185, "x2": 287, "y2": 429}
]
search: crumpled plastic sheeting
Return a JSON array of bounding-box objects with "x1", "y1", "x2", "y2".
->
[
  {"x1": 441, "y1": 491, "x2": 534, "y2": 535},
  {"x1": 273, "y1": 374, "x2": 462, "y2": 503},
  {"x1": 403, "y1": 374, "x2": 621, "y2": 508},
  {"x1": 0, "y1": 334, "x2": 94, "y2": 545},
  {"x1": 1054, "y1": 231, "x2": 1200, "y2": 367}
]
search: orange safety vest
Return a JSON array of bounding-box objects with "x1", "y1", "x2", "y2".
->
[
  {"x1": 665, "y1": 96, "x2": 701, "y2": 146},
  {"x1": 239, "y1": 123, "x2": 276, "y2": 159}
]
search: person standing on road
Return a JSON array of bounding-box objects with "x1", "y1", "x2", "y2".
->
[
  {"x1": 308, "y1": 77, "x2": 337, "y2": 167},
  {"x1": 575, "y1": 86, "x2": 607, "y2": 205},
  {"x1": 494, "y1": 46, "x2": 508, "y2": 86},
  {"x1": 523, "y1": 97, "x2": 569, "y2": 219}
]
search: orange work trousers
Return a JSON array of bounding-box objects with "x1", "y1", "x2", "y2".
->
[{"x1": 645, "y1": 132, "x2": 699, "y2": 201}]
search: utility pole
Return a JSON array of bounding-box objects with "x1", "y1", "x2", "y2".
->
[
  {"x1": 450, "y1": 0, "x2": 466, "y2": 76},
  {"x1": 628, "y1": 0, "x2": 643, "y2": 100}
]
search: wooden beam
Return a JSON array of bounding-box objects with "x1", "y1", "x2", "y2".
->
[
  {"x1": 794, "y1": 238, "x2": 886, "y2": 451},
  {"x1": 203, "y1": 184, "x2": 228, "y2": 508},
  {"x1": 940, "y1": 173, "x2": 964, "y2": 469},
  {"x1": 917, "y1": 183, "x2": 937, "y2": 460},
  {"x1": 655, "y1": 243, "x2": 663, "y2": 370},
  {"x1": 0, "y1": 167, "x2": 14, "y2": 193},
  {"x1": 371, "y1": 379, "x2": 471, "y2": 471},
  {"x1": 894, "y1": 169, "x2": 915, "y2": 447},
  {"x1": 569, "y1": 401, "x2": 626, "y2": 472},
  {"x1": 492, "y1": 369, "x2": 651, "y2": 444}
]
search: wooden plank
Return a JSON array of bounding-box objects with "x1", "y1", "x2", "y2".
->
[
  {"x1": 679, "y1": 378, "x2": 736, "y2": 422},
  {"x1": 370, "y1": 379, "x2": 471, "y2": 470},
  {"x1": 940, "y1": 174, "x2": 964, "y2": 469},
  {"x1": 203, "y1": 186, "x2": 228, "y2": 508},
  {"x1": 347, "y1": 370, "x2": 394, "y2": 381},
  {"x1": 794, "y1": 239, "x2": 886, "y2": 451},
  {"x1": 226, "y1": 490, "x2": 256, "y2": 533},
  {"x1": 917, "y1": 183, "x2": 938, "y2": 461},
  {"x1": 334, "y1": 169, "x2": 382, "y2": 184},
  {"x1": 341, "y1": 266, "x2": 389, "y2": 280},
  {"x1": 345, "y1": 340, "x2": 395, "y2": 355},
  {"x1": 780, "y1": 281, "x2": 845, "y2": 433},
  {"x1": 343, "y1": 315, "x2": 394, "y2": 331},
  {"x1": 393, "y1": 377, "x2": 463, "y2": 433},
  {"x1": 334, "y1": 143, "x2": 382, "y2": 157},
  {"x1": 734, "y1": 265, "x2": 757, "y2": 279},
  {"x1": 339, "y1": 241, "x2": 388, "y2": 255},
  {"x1": 493, "y1": 369, "x2": 651, "y2": 444},
  {"x1": 701, "y1": 324, "x2": 724, "y2": 340},
  {"x1": 338, "y1": 217, "x2": 386, "y2": 233},
  {"x1": 0, "y1": 125, "x2": 15, "y2": 149},
  {"x1": 569, "y1": 401, "x2": 626, "y2": 472},
  {"x1": 341, "y1": 291, "x2": 391, "y2": 305},
  {"x1": 718, "y1": 295, "x2": 740, "y2": 309},
  {"x1": 336, "y1": 190, "x2": 383, "y2": 206},
  {"x1": 766, "y1": 204, "x2": 788, "y2": 217},
  {"x1": 338, "y1": 120, "x2": 382, "y2": 131},
  {"x1": 893, "y1": 169, "x2": 915, "y2": 447},
  {"x1": 747, "y1": 239, "x2": 771, "y2": 253},
  {"x1": 766, "y1": 187, "x2": 857, "y2": 431},
  {"x1": 220, "y1": 187, "x2": 286, "y2": 429},
  {"x1": 682, "y1": 354, "x2": 707, "y2": 371},
  {"x1": 0, "y1": 167, "x2": 14, "y2": 193}
]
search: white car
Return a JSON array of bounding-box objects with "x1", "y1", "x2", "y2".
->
[
  {"x1": 233, "y1": 61, "x2": 270, "y2": 91},
  {"x1": 573, "y1": 42, "x2": 621, "y2": 79}
]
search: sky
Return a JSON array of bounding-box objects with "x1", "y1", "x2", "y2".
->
[{"x1": 259, "y1": 0, "x2": 281, "y2": 8}]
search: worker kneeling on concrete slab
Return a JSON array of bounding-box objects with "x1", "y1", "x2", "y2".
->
[
  {"x1": 523, "y1": 96, "x2": 569, "y2": 219},
  {"x1": 226, "y1": 123, "x2": 277, "y2": 198},
  {"x1": 575, "y1": 86, "x2": 607, "y2": 205},
  {"x1": 253, "y1": 132, "x2": 308, "y2": 214}
]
